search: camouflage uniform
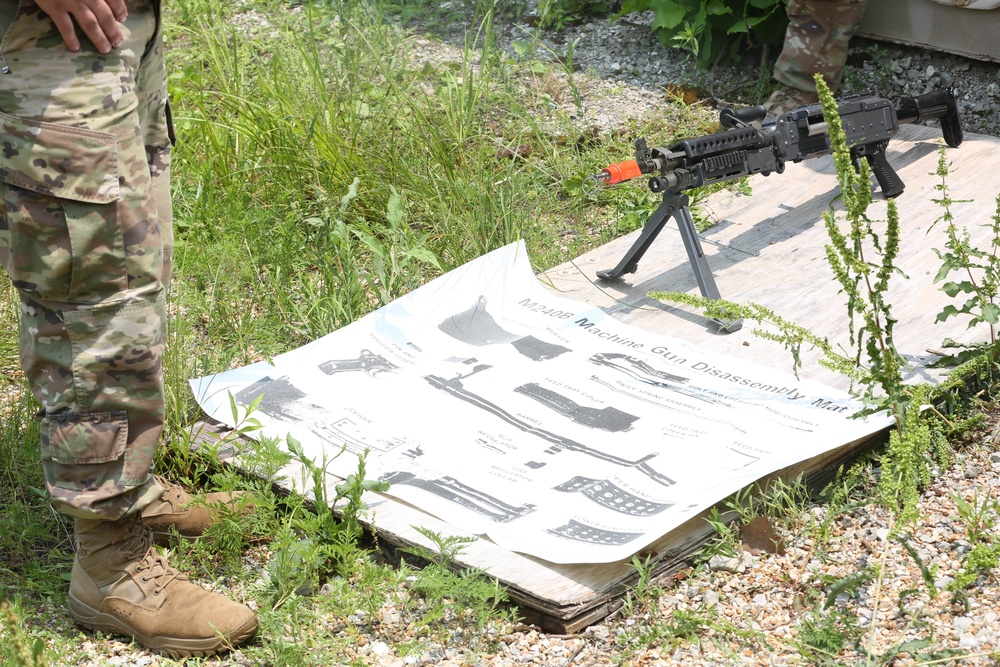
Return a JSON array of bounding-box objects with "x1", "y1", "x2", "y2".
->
[
  {"x1": 774, "y1": 0, "x2": 870, "y2": 94},
  {"x1": 0, "y1": 0, "x2": 172, "y2": 520}
]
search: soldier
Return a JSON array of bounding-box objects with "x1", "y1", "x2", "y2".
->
[
  {"x1": 765, "y1": 0, "x2": 870, "y2": 114},
  {"x1": 0, "y1": 0, "x2": 258, "y2": 657}
]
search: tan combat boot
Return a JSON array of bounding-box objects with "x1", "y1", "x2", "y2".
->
[
  {"x1": 68, "y1": 514, "x2": 258, "y2": 658},
  {"x1": 141, "y1": 475, "x2": 251, "y2": 546},
  {"x1": 764, "y1": 85, "x2": 821, "y2": 116}
]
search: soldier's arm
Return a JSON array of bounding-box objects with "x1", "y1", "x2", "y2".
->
[{"x1": 34, "y1": 0, "x2": 128, "y2": 54}]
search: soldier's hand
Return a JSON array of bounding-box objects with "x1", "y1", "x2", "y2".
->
[{"x1": 34, "y1": 0, "x2": 128, "y2": 54}]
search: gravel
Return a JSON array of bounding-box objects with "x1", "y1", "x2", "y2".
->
[{"x1": 426, "y1": 7, "x2": 1000, "y2": 138}]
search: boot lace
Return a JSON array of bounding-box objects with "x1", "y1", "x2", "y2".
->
[
  {"x1": 119, "y1": 514, "x2": 185, "y2": 594},
  {"x1": 153, "y1": 474, "x2": 189, "y2": 505}
]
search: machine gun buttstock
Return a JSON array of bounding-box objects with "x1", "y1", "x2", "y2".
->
[
  {"x1": 941, "y1": 107, "x2": 964, "y2": 148},
  {"x1": 897, "y1": 88, "x2": 964, "y2": 148}
]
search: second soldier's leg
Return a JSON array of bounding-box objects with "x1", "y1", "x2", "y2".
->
[{"x1": 773, "y1": 0, "x2": 870, "y2": 94}]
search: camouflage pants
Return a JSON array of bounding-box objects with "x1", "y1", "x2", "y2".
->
[
  {"x1": 0, "y1": 0, "x2": 172, "y2": 519},
  {"x1": 774, "y1": 0, "x2": 870, "y2": 94}
]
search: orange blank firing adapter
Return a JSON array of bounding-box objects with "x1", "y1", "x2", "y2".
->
[{"x1": 599, "y1": 161, "x2": 643, "y2": 185}]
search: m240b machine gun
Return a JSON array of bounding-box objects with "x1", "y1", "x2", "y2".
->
[{"x1": 589, "y1": 89, "x2": 964, "y2": 313}]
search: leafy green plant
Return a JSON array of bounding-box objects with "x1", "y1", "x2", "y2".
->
[
  {"x1": 537, "y1": 0, "x2": 615, "y2": 29},
  {"x1": 816, "y1": 78, "x2": 907, "y2": 416},
  {"x1": 156, "y1": 389, "x2": 268, "y2": 504},
  {"x1": 400, "y1": 525, "x2": 478, "y2": 567},
  {"x1": 949, "y1": 540, "x2": 1000, "y2": 602},
  {"x1": 895, "y1": 534, "x2": 939, "y2": 600},
  {"x1": 822, "y1": 568, "x2": 874, "y2": 609},
  {"x1": 399, "y1": 527, "x2": 516, "y2": 631},
  {"x1": 876, "y1": 386, "x2": 948, "y2": 522},
  {"x1": 930, "y1": 146, "x2": 1000, "y2": 364},
  {"x1": 266, "y1": 437, "x2": 389, "y2": 608},
  {"x1": 946, "y1": 490, "x2": 1000, "y2": 602},
  {"x1": 617, "y1": 0, "x2": 788, "y2": 68},
  {"x1": 649, "y1": 294, "x2": 865, "y2": 382},
  {"x1": 618, "y1": 552, "x2": 664, "y2": 618},
  {"x1": 693, "y1": 475, "x2": 810, "y2": 566},
  {"x1": 0, "y1": 601, "x2": 49, "y2": 667},
  {"x1": 953, "y1": 489, "x2": 1000, "y2": 543},
  {"x1": 698, "y1": 505, "x2": 742, "y2": 561},
  {"x1": 616, "y1": 603, "x2": 765, "y2": 662},
  {"x1": 794, "y1": 606, "x2": 862, "y2": 665},
  {"x1": 757, "y1": 474, "x2": 813, "y2": 523}
]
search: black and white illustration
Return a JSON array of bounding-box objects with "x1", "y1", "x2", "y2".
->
[
  {"x1": 231, "y1": 374, "x2": 410, "y2": 455},
  {"x1": 380, "y1": 471, "x2": 536, "y2": 523},
  {"x1": 424, "y1": 364, "x2": 675, "y2": 488},
  {"x1": 513, "y1": 383, "x2": 639, "y2": 432},
  {"x1": 318, "y1": 349, "x2": 399, "y2": 377},
  {"x1": 588, "y1": 352, "x2": 720, "y2": 405},
  {"x1": 554, "y1": 476, "x2": 673, "y2": 516},
  {"x1": 547, "y1": 519, "x2": 643, "y2": 546},
  {"x1": 193, "y1": 242, "x2": 892, "y2": 564},
  {"x1": 439, "y1": 296, "x2": 571, "y2": 361}
]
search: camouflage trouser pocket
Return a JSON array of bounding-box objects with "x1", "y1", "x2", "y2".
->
[
  {"x1": 0, "y1": 109, "x2": 123, "y2": 303},
  {"x1": 41, "y1": 410, "x2": 129, "y2": 496}
]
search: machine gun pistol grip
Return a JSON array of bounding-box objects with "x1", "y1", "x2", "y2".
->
[{"x1": 865, "y1": 149, "x2": 905, "y2": 199}]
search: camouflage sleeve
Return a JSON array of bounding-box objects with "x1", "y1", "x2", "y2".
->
[{"x1": 773, "y1": 0, "x2": 870, "y2": 94}]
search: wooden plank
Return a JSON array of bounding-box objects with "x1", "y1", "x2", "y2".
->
[
  {"x1": 542, "y1": 124, "x2": 1000, "y2": 391},
  {"x1": 192, "y1": 126, "x2": 1000, "y2": 633}
]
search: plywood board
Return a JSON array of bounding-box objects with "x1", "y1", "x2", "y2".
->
[
  {"x1": 194, "y1": 124, "x2": 999, "y2": 633},
  {"x1": 541, "y1": 124, "x2": 1000, "y2": 392}
]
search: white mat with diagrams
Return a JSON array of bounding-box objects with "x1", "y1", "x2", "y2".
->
[{"x1": 191, "y1": 241, "x2": 892, "y2": 564}]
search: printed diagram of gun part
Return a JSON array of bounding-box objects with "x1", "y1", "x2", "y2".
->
[
  {"x1": 318, "y1": 349, "x2": 399, "y2": 377},
  {"x1": 588, "y1": 352, "x2": 720, "y2": 406},
  {"x1": 423, "y1": 362, "x2": 675, "y2": 488},
  {"x1": 514, "y1": 382, "x2": 639, "y2": 432},
  {"x1": 554, "y1": 476, "x2": 673, "y2": 517},
  {"x1": 233, "y1": 373, "x2": 411, "y2": 455},
  {"x1": 438, "y1": 296, "x2": 571, "y2": 361},
  {"x1": 725, "y1": 447, "x2": 761, "y2": 470},
  {"x1": 379, "y1": 471, "x2": 536, "y2": 523},
  {"x1": 546, "y1": 519, "x2": 642, "y2": 546}
]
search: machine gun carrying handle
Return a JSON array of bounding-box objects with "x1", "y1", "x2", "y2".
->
[{"x1": 719, "y1": 105, "x2": 767, "y2": 129}]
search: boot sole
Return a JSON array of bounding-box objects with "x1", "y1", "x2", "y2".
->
[{"x1": 68, "y1": 591, "x2": 258, "y2": 659}]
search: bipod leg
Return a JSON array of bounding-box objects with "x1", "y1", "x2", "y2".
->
[
  {"x1": 596, "y1": 192, "x2": 675, "y2": 280},
  {"x1": 671, "y1": 193, "x2": 742, "y2": 333}
]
